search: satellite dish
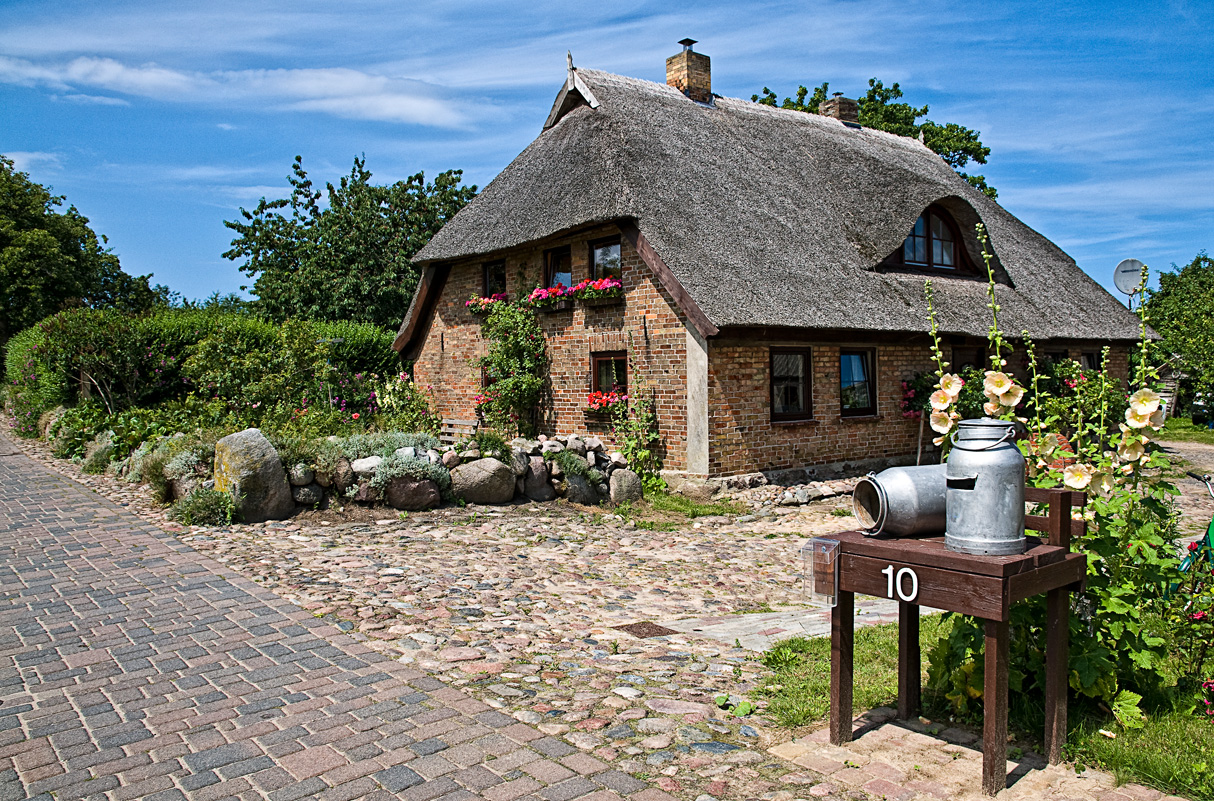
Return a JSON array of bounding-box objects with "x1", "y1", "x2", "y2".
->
[{"x1": 1114, "y1": 258, "x2": 1145, "y2": 295}]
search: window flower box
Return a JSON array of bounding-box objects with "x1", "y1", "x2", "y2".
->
[
  {"x1": 528, "y1": 284, "x2": 574, "y2": 312},
  {"x1": 585, "y1": 390, "x2": 628, "y2": 416},
  {"x1": 466, "y1": 293, "x2": 507, "y2": 317},
  {"x1": 572, "y1": 277, "x2": 624, "y2": 306}
]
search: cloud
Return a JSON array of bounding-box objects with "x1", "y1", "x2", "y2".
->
[
  {"x1": 0, "y1": 55, "x2": 466, "y2": 127},
  {"x1": 5, "y1": 151, "x2": 62, "y2": 171},
  {"x1": 52, "y1": 92, "x2": 130, "y2": 105}
]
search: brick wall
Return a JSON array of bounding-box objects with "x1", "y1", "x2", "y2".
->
[
  {"x1": 410, "y1": 224, "x2": 691, "y2": 470},
  {"x1": 705, "y1": 338, "x2": 1133, "y2": 477},
  {"x1": 707, "y1": 338, "x2": 937, "y2": 476}
]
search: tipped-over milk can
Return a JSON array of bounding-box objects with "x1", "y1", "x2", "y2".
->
[
  {"x1": 945, "y1": 418, "x2": 1025, "y2": 555},
  {"x1": 852, "y1": 464, "x2": 947, "y2": 537}
]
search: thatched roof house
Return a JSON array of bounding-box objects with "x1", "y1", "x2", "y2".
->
[{"x1": 396, "y1": 43, "x2": 1140, "y2": 480}]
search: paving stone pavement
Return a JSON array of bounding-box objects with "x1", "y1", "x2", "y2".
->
[{"x1": 0, "y1": 437, "x2": 676, "y2": 801}]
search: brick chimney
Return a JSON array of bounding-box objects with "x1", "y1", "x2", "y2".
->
[
  {"x1": 819, "y1": 92, "x2": 860, "y2": 124},
  {"x1": 666, "y1": 38, "x2": 711, "y2": 104}
]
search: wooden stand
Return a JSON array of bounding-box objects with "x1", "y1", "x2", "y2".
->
[{"x1": 828, "y1": 488, "x2": 1086, "y2": 795}]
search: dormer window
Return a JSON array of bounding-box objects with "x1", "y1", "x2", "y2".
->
[
  {"x1": 904, "y1": 209, "x2": 955, "y2": 268},
  {"x1": 887, "y1": 205, "x2": 974, "y2": 273}
]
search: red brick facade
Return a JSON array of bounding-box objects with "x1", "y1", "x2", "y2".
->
[
  {"x1": 411, "y1": 223, "x2": 1131, "y2": 479},
  {"x1": 410, "y1": 224, "x2": 692, "y2": 471}
]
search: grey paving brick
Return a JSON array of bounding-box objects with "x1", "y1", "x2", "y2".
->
[
  {"x1": 540, "y1": 776, "x2": 600, "y2": 801},
  {"x1": 411, "y1": 737, "x2": 449, "y2": 756},
  {"x1": 376, "y1": 764, "x2": 425, "y2": 792}
]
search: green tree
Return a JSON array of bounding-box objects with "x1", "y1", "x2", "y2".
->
[
  {"x1": 0, "y1": 155, "x2": 164, "y2": 354},
  {"x1": 223, "y1": 156, "x2": 476, "y2": 328},
  {"x1": 753, "y1": 79, "x2": 996, "y2": 199},
  {"x1": 1145, "y1": 252, "x2": 1214, "y2": 406}
]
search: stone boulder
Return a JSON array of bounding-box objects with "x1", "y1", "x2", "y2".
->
[
  {"x1": 509, "y1": 450, "x2": 529, "y2": 478},
  {"x1": 384, "y1": 475, "x2": 441, "y2": 510},
  {"x1": 332, "y1": 458, "x2": 355, "y2": 491},
  {"x1": 451, "y1": 458, "x2": 515, "y2": 504},
  {"x1": 610, "y1": 469, "x2": 643, "y2": 504},
  {"x1": 441, "y1": 450, "x2": 461, "y2": 469},
  {"x1": 288, "y1": 464, "x2": 315, "y2": 487},
  {"x1": 169, "y1": 476, "x2": 199, "y2": 502},
  {"x1": 292, "y1": 483, "x2": 324, "y2": 506},
  {"x1": 565, "y1": 436, "x2": 587, "y2": 457},
  {"x1": 563, "y1": 474, "x2": 600, "y2": 506},
  {"x1": 523, "y1": 456, "x2": 556, "y2": 502},
  {"x1": 213, "y1": 428, "x2": 295, "y2": 523},
  {"x1": 541, "y1": 440, "x2": 564, "y2": 455},
  {"x1": 351, "y1": 455, "x2": 382, "y2": 478},
  {"x1": 584, "y1": 436, "x2": 605, "y2": 453},
  {"x1": 394, "y1": 446, "x2": 417, "y2": 459}
]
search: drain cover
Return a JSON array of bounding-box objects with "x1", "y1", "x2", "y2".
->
[{"x1": 613, "y1": 621, "x2": 679, "y2": 639}]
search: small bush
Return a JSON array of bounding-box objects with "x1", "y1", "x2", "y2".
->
[
  {"x1": 548, "y1": 449, "x2": 604, "y2": 484},
  {"x1": 462, "y1": 430, "x2": 510, "y2": 462},
  {"x1": 267, "y1": 432, "x2": 319, "y2": 472},
  {"x1": 163, "y1": 450, "x2": 203, "y2": 481},
  {"x1": 4, "y1": 325, "x2": 66, "y2": 437},
  {"x1": 369, "y1": 453, "x2": 452, "y2": 493},
  {"x1": 82, "y1": 433, "x2": 114, "y2": 474},
  {"x1": 49, "y1": 403, "x2": 108, "y2": 459},
  {"x1": 168, "y1": 487, "x2": 238, "y2": 526},
  {"x1": 338, "y1": 431, "x2": 439, "y2": 461}
]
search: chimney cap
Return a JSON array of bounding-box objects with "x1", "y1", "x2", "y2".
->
[{"x1": 678, "y1": 38, "x2": 697, "y2": 50}]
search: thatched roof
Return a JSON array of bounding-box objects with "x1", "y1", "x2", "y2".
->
[{"x1": 409, "y1": 67, "x2": 1141, "y2": 343}]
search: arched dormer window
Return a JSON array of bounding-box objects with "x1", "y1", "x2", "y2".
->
[{"x1": 887, "y1": 205, "x2": 975, "y2": 273}]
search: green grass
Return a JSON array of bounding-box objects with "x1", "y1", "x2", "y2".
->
[
  {"x1": 1158, "y1": 417, "x2": 1214, "y2": 446},
  {"x1": 1070, "y1": 711, "x2": 1214, "y2": 801},
  {"x1": 644, "y1": 490, "x2": 745, "y2": 518},
  {"x1": 755, "y1": 614, "x2": 950, "y2": 727},
  {"x1": 756, "y1": 615, "x2": 1214, "y2": 800}
]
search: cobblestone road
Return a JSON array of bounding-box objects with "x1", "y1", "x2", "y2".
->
[{"x1": 0, "y1": 436, "x2": 671, "y2": 801}]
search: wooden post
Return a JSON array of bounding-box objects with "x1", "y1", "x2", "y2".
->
[
  {"x1": 897, "y1": 600, "x2": 921, "y2": 720},
  {"x1": 829, "y1": 590, "x2": 854, "y2": 745},
  {"x1": 983, "y1": 619, "x2": 1009, "y2": 795},
  {"x1": 1044, "y1": 587, "x2": 1069, "y2": 764}
]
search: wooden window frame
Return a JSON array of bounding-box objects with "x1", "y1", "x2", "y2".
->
[
  {"x1": 544, "y1": 246, "x2": 572, "y2": 289},
  {"x1": 589, "y1": 236, "x2": 623, "y2": 281},
  {"x1": 591, "y1": 351, "x2": 628, "y2": 394},
  {"x1": 482, "y1": 259, "x2": 507, "y2": 298},
  {"x1": 839, "y1": 347, "x2": 878, "y2": 417},
  {"x1": 887, "y1": 204, "x2": 977, "y2": 274},
  {"x1": 770, "y1": 348, "x2": 813, "y2": 423}
]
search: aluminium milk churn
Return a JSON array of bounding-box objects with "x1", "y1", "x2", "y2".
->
[
  {"x1": 852, "y1": 464, "x2": 947, "y2": 537},
  {"x1": 945, "y1": 418, "x2": 1025, "y2": 555}
]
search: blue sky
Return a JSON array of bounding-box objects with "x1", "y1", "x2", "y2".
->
[{"x1": 2, "y1": 0, "x2": 1210, "y2": 303}]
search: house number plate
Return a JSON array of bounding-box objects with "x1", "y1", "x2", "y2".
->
[{"x1": 880, "y1": 564, "x2": 919, "y2": 602}]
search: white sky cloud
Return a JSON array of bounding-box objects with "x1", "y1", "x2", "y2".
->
[
  {"x1": 0, "y1": 55, "x2": 466, "y2": 127},
  {"x1": 6, "y1": 151, "x2": 62, "y2": 171}
]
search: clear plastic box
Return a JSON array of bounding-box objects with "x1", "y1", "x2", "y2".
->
[{"x1": 802, "y1": 537, "x2": 840, "y2": 608}]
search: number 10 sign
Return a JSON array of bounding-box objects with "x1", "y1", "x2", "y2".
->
[{"x1": 881, "y1": 564, "x2": 919, "y2": 602}]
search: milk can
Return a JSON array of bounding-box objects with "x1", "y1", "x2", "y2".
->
[
  {"x1": 945, "y1": 418, "x2": 1025, "y2": 555},
  {"x1": 852, "y1": 464, "x2": 947, "y2": 537}
]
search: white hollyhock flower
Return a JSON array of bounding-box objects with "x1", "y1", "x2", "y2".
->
[
  {"x1": 1128, "y1": 388, "x2": 1161, "y2": 416},
  {"x1": 1125, "y1": 407, "x2": 1151, "y2": 429},
  {"x1": 984, "y1": 371, "x2": 1013, "y2": 396},
  {"x1": 929, "y1": 390, "x2": 952, "y2": 411},
  {"x1": 930, "y1": 411, "x2": 954, "y2": 434},
  {"x1": 940, "y1": 373, "x2": 964, "y2": 398},
  {"x1": 1063, "y1": 463, "x2": 1093, "y2": 490},
  {"x1": 998, "y1": 385, "x2": 1025, "y2": 407}
]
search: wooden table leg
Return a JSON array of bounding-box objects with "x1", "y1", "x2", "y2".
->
[
  {"x1": 1044, "y1": 587, "x2": 1069, "y2": 764},
  {"x1": 983, "y1": 619, "x2": 1009, "y2": 796},
  {"x1": 830, "y1": 590, "x2": 855, "y2": 745},
  {"x1": 898, "y1": 600, "x2": 921, "y2": 720}
]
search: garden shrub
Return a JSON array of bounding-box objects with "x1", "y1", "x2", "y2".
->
[
  {"x1": 168, "y1": 487, "x2": 238, "y2": 526},
  {"x1": 547, "y1": 448, "x2": 604, "y2": 485},
  {"x1": 374, "y1": 372, "x2": 439, "y2": 434},
  {"x1": 476, "y1": 302, "x2": 546, "y2": 436},
  {"x1": 266, "y1": 432, "x2": 320, "y2": 472},
  {"x1": 462, "y1": 430, "x2": 510, "y2": 461},
  {"x1": 49, "y1": 403, "x2": 108, "y2": 459},
  {"x1": 338, "y1": 431, "x2": 439, "y2": 461},
  {"x1": 3, "y1": 325, "x2": 66, "y2": 437},
  {"x1": 81, "y1": 431, "x2": 114, "y2": 474},
  {"x1": 611, "y1": 395, "x2": 663, "y2": 492},
  {"x1": 369, "y1": 453, "x2": 452, "y2": 493}
]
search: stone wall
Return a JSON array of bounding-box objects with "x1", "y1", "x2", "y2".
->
[{"x1": 410, "y1": 223, "x2": 692, "y2": 470}]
